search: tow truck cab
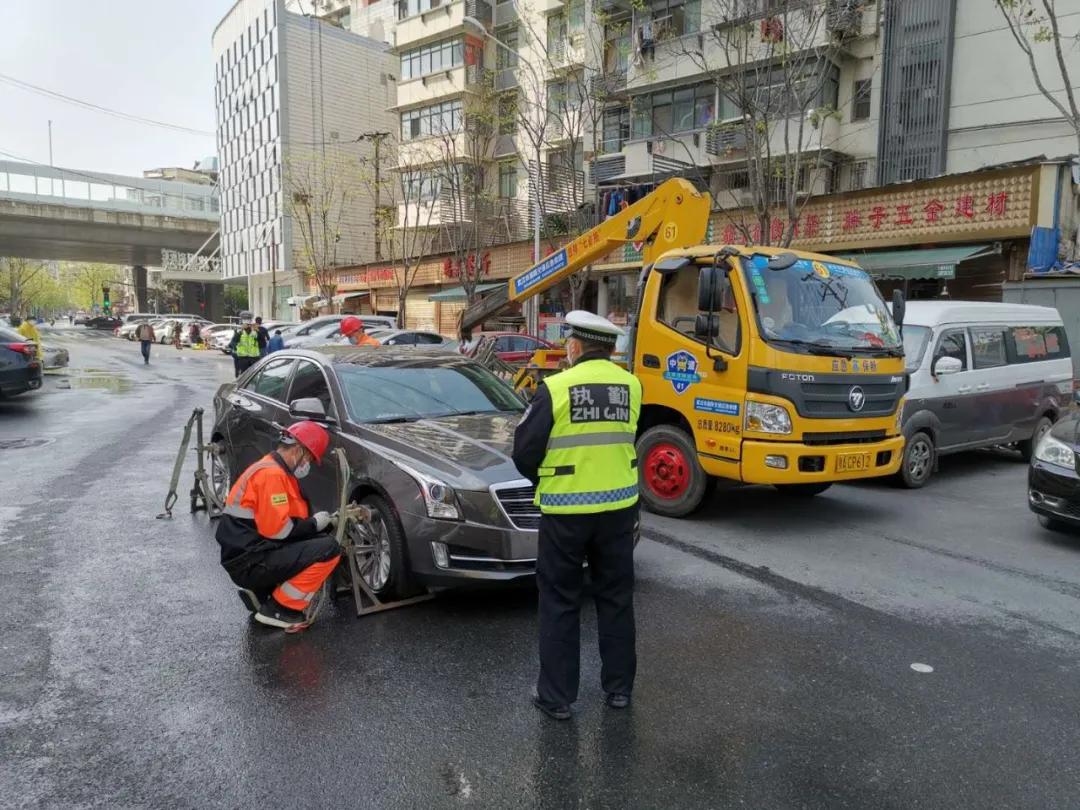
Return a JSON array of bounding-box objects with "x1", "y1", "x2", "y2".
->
[{"x1": 629, "y1": 245, "x2": 906, "y2": 516}]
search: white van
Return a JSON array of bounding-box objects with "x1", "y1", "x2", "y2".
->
[{"x1": 897, "y1": 301, "x2": 1072, "y2": 487}]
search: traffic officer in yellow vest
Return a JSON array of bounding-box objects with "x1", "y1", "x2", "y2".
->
[
  {"x1": 230, "y1": 318, "x2": 262, "y2": 377},
  {"x1": 512, "y1": 310, "x2": 642, "y2": 720}
]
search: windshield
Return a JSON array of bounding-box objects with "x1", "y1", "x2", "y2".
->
[
  {"x1": 336, "y1": 362, "x2": 525, "y2": 423},
  {"x1": 742, "y1": 255, "x2": 900, "y2": 354},
  {"x1": 901, "y1": 325, "x2": 931, "y2": 372}
]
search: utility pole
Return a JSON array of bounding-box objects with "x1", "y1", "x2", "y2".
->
[
  {"x1": 48, "y1": 120, "x2": 53, "y2": 166},
  {"x1": 358, "y1": 131, "x2": 390, "y2": 261},
  {"x1": 269, "y1": 235, "x2": 277, "y2": 320}
]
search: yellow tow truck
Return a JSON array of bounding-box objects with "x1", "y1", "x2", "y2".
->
[{"x1": 460, "y1": 178, "x2": 907, "y2": 516}]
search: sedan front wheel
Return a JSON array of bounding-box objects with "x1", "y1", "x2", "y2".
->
[{"x1": 344, "y1": 494, "x2": 416, "y2": 599}]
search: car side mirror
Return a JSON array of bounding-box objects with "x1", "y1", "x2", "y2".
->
[
  {"x1": 932, "y1": 356, "x2": 962, "y2": 377},
  {"x1": 891, "y1": 288, "x2": 906, "y2": 336},
  {"x1": 698, "y1": 265, "x2": 720, "y2": 313},
  {"x1": 289, "y1": 397, "x2": 335, "y2": 424}
]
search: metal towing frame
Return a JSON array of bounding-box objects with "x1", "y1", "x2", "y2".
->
[{"x1": 158, "y1": 408, "x2": 433, "y2": 618}]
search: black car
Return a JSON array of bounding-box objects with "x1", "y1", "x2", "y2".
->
[
  {"x1": 84, "y1": 316, "x2": 122, "y2": 330},
  {"x1": 1028, "y1": 411, "x2": 1080, "y2": 530},
  {"x1": 210, "y1": 347, "x2": 541, "y2": 598},
  {"x1": 0, "y1": 324, "x2": 43, "y2": 398}
]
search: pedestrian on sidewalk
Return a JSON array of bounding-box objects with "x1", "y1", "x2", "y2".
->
[
  {"x1": 171, "y1": 321, "x2": 183, "y2": 350},
  {"x1": 268, "y1": 329, "x2": 284, "y2": 353},
  {"x1": 135, "y1": 321, "x2": 156, "y2": 364},
  {"x1": 255, "y1": 316, "x2": 270, "y2": 357}
]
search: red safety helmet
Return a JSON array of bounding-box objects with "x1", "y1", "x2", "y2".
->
[
  {"x1": 283, "y1": 420, "x2": 330, "y2": 465},
  {"x1": 340, "y1": 316, "x2": 364, "y2": 337}
]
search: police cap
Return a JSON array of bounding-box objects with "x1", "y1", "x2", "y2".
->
[{"x1": 565, "y1": 310, "x2": 624, "y2": 346}]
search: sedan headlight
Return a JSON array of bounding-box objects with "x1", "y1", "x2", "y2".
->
[
  {"x1": 401, "y1": 465, "x2": 461, "y2": 520},
  {"x1": 745, "y1": 401, "x2": 792, "y2": 435},
  {"x1": 1034, "y1": 433, "x2": 1075, "y2": 470}
]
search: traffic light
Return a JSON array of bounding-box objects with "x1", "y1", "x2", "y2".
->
[{"x1": 102, "y1": 286, "x2": 111, "y2": 315}]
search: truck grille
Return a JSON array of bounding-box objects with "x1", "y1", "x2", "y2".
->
[
  {"x1": 800, "y1": 382, "x2": 900, "y2": 417},
  {"x1": 491, "y1": 481, "x2": 540, "y2": 530}
]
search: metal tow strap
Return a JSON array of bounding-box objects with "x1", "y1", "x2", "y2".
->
[{"x1": 157, "y1": 408, "x2": 201, "y2": 519}]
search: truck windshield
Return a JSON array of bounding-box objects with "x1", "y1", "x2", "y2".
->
[{"x1": 741, "y1": 254, "x2": 901, "y2": 355}]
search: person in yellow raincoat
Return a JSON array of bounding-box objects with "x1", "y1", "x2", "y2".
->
[{"x1": 11, "y1": 316, "x2": 43, "y2": 360}]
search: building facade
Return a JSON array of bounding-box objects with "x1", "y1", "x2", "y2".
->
[
  {"x1": 213, "y1": 0, "x2": 396, "y2": 321},
  {"x1": 307, "y1": 0, "x2": 1079, "y2": 334}
]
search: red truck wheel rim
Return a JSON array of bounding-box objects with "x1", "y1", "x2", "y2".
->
[{"x1": 643, "y1": 442, "x2": 690, "y2": 499}]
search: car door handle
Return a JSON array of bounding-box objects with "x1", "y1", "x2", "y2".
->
[
  {"x1": 957, "y1": 385, "x2": 972, "y2": 393},
  {"x1": 642, "y1": 354, "x2": 660, "y2": 368},
  {"x1": 975, "y1": 383, "x2": 990, "y2": 391}
]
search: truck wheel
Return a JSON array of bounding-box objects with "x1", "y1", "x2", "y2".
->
[
  {"x1": 1018, "y1": 416, "x2": 1053, "y2": 462},
  {"x1": 637, "y1": 425, "x2": 708, "y2": 517},
  {"x1": 774, "y1": 483, "x2": 832, "y2": 497},
  {"x1": 897, "y1": 431, "x2": 935, "y2": 489}
]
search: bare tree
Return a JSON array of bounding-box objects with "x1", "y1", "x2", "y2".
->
[
  {"x1": 1, "y1": 257, "x2": 44, "y2": 316},
  {"x1": 432, "y1": 68, "x2": 501, "y2": 305},
  {"x1": 679, "y1": 0, "x2": 843, "y2": 246},
  {"x1": 996, "y1": 0, "x2": 1080, "y2": 253},
  {"x1": 286, "y1": 149, "x2": 360, "y2": 314}
]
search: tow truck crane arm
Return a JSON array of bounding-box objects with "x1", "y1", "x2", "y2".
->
[{"x1": 458, "y1": 177, "x2": 712, "y2": 340}]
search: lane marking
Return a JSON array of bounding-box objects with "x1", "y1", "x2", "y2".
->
[{"x1": 910, "y1": 662, "x2": 934, "y2": 673}]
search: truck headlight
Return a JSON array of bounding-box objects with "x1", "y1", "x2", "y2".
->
[
  {"x1": 745, "y1": 401, "x2": 792, "y2": 435},
  {"x1": 1034, "y1": 433, "x2": 1075, "y2": 470}
]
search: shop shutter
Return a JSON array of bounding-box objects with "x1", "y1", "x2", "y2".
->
[
  {"x1": 405, "y1": 291, "x2": 437, "y2": 331},
  {"x1": 439, "y1": 302, "x2": 466, "y2": 337}
]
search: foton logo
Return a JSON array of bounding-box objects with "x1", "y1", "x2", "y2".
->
[{"x1": 781, "y1": 372, "x2": 816, "y2": 383}]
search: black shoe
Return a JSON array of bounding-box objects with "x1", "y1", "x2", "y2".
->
[
  {"x1": 605, "y1": 693, "x2": 631, "y2": 709},
  {"x1": 531, "y1": 687, "x2": 571, "y2": 721},
  {"x1": 253, "y1": 597, "x2": 310, "y2": 633}
]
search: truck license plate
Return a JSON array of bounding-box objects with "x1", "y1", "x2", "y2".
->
[{"x1": 836, "y1": 452, "x2": 871, "y2": 473}]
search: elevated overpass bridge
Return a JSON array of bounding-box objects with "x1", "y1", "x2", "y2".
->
[
  {"x1": 0, "y1": 159, "x2": 224, "y2": 313},
  {"x1": 0, "y1": 159, "x2": 220, "y2": 270}
]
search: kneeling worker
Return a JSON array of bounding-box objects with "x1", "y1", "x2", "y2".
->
[
  {"x1": 512, "y1": 311, "x2": 642, "y2": 720},
  {"x1": 215, "y1": 421, "x2": 341, "y2": 632},
  {"x1": 339, "y1": 316, "x2": 380, "y2": 347}
]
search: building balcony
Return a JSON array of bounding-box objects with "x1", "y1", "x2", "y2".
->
[
  {"x1": 396, "y1": 66, "x2": 469, "y2": 108},
  {"x1": 589, "y1": 69, "x2": 628, "y2": 100},
  {"x1": 706, "y1": 116, "x2": 844, "y2": 165},
  {"x1": 548, "y1": 35, "x2": 586, "y2": 73},
  {"x1": 397, "y1": 130, "x2": 489, "y2": 169},
  {"x1": 615, "y1": 133, "x2": 710, "y2": 182},
  {"x1": 395, "y1": 0, "x2": 492, "y2": 49}
]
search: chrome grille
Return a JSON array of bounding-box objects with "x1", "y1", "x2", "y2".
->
[{"x1": 491, "y1": 480, "x2": 540, "y2": 531}]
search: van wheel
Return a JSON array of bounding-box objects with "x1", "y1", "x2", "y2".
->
[
  {"x1": 1019, "y1": 416, "x2": 1053, "y2": 462},
  {"x1": 637, "y1": 425, "x2": 708, "y2": 517},
  {"x1": 898, "y1": 431, "x2": 934, "y2": 488},
  {"x1": 774, "y1": 483, "x2": 832, "y2": 496}
]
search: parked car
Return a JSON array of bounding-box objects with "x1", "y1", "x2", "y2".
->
[
  {"x1": 280, "y1": 315, "x2": 346, "y2": 348},
  {"x1": 357, "y1": 315, "x2": 397, "y2": 331},
  {"x1": 1028, "y1": 410, "x2": 1080, "y2": 532},
  {"x1": 84, "y1": 316, "x2": 122, "y2": 330},
  {"x1": 0, "y1": 324, "x2": 43, "y2": 398},
  {"x1": 897, "y1": 301, "x2": 1072, "y2": 488},
  {"x1": 42, "y1": 345, "x2": 69, "y2": 369},
  {"x1": 461, "y1": 332, "x2": 554, "y2": 364},
  {"x1": 375, "y1": 329, "x2": 452, "y2": 347},
  {"x1": 210, "y1": 348, "x2": 536, "y2": 597},
  {"x1": 284, "y1": 321, "x2": 343, "y2": 348}
]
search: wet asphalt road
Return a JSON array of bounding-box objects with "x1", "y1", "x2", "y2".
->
[{"x1": 2, "y1": 325, "x2": 1079, "y2": 809}]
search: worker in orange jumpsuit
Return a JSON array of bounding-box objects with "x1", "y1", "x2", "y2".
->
[
  {"x1": 339, "y1": 315, "x2": 380, "y2": 346},
  {"x1": 215, "y1": 421, "x2": 340, "y2": 632}
]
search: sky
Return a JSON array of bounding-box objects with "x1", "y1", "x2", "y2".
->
[{"x1": 0, "y1": 0, "x2": 226, "y2": 177}]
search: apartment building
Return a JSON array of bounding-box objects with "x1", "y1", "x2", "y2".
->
[
  {"x1": 213, "y1": 0, "x2": 396, "y2": 321},
  {"x1": 321, "y1": 0, "x2": 1077, "y2": 334}
]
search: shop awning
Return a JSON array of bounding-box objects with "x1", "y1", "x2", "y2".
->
[
  {"x1": 428, "y1": 282, "x2": 505, "y2": 302},
  {"x1": 332, "y1": 291, "x2": 369, "y2": 304},
  {"x1": 837, "y1": 245, "x2": 993, "y2": 281},
  {"x1": 286, "y1": 294, "x2": 319, "y2": 307}
]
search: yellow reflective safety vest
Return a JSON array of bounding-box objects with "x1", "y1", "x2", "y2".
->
[
  {"x1": 235, "y1": 330, "x2": 261, "y2": 358},
  {"x1": 535, "y1": 358, "x2": 642, "y2": 514}
]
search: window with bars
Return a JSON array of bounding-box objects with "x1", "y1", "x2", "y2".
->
[
  {"x1": 852, "y1": 78, "x2": 872, "y2": 122},
  {"x1": 495, "y1": 26, "x2": 518, "y2": 70}
]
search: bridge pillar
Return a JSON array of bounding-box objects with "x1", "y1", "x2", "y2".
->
[
  {"x1": 181, "y1": 281, "x2": 224, "y2": 322},
  {"x1": 133, "y1": 266, "x2": 148, "y2": 312}
]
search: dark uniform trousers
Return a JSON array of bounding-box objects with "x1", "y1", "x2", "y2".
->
[
  {"x1": 536, "y1": 504, "x2": 637, "y2": 707},
  {"x1": 222, "y1": 533, "x2": 340, "y2": 601}
]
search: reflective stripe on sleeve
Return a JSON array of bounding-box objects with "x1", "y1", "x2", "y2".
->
[
  {"x1": 546, "y1": 432, "x2": 634, "y2": 450},
  {"x1": 223, "y1": 505, "x2": 255, "y2": 519},
  {"x1": 268, "y1": 518, "x2": 295, "y2": 540}
]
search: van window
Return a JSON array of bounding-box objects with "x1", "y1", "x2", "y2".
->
[
  {"x1": 970, "y1": 327, "x2": 1006, "y2": 369},
  {"x1": 1008, "y1": 325, "x2": 1070, "y2": 363},
  {"x1": 935, "y1": 329, "x2": 968, "y2": 371},
  {"x1": 903, "y1": 325, "x2": 931, "y2": 372}
]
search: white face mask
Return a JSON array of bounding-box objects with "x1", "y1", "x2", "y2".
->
[{"x1": 294, "y1": 459, "x2": 311, "y2": 479}]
